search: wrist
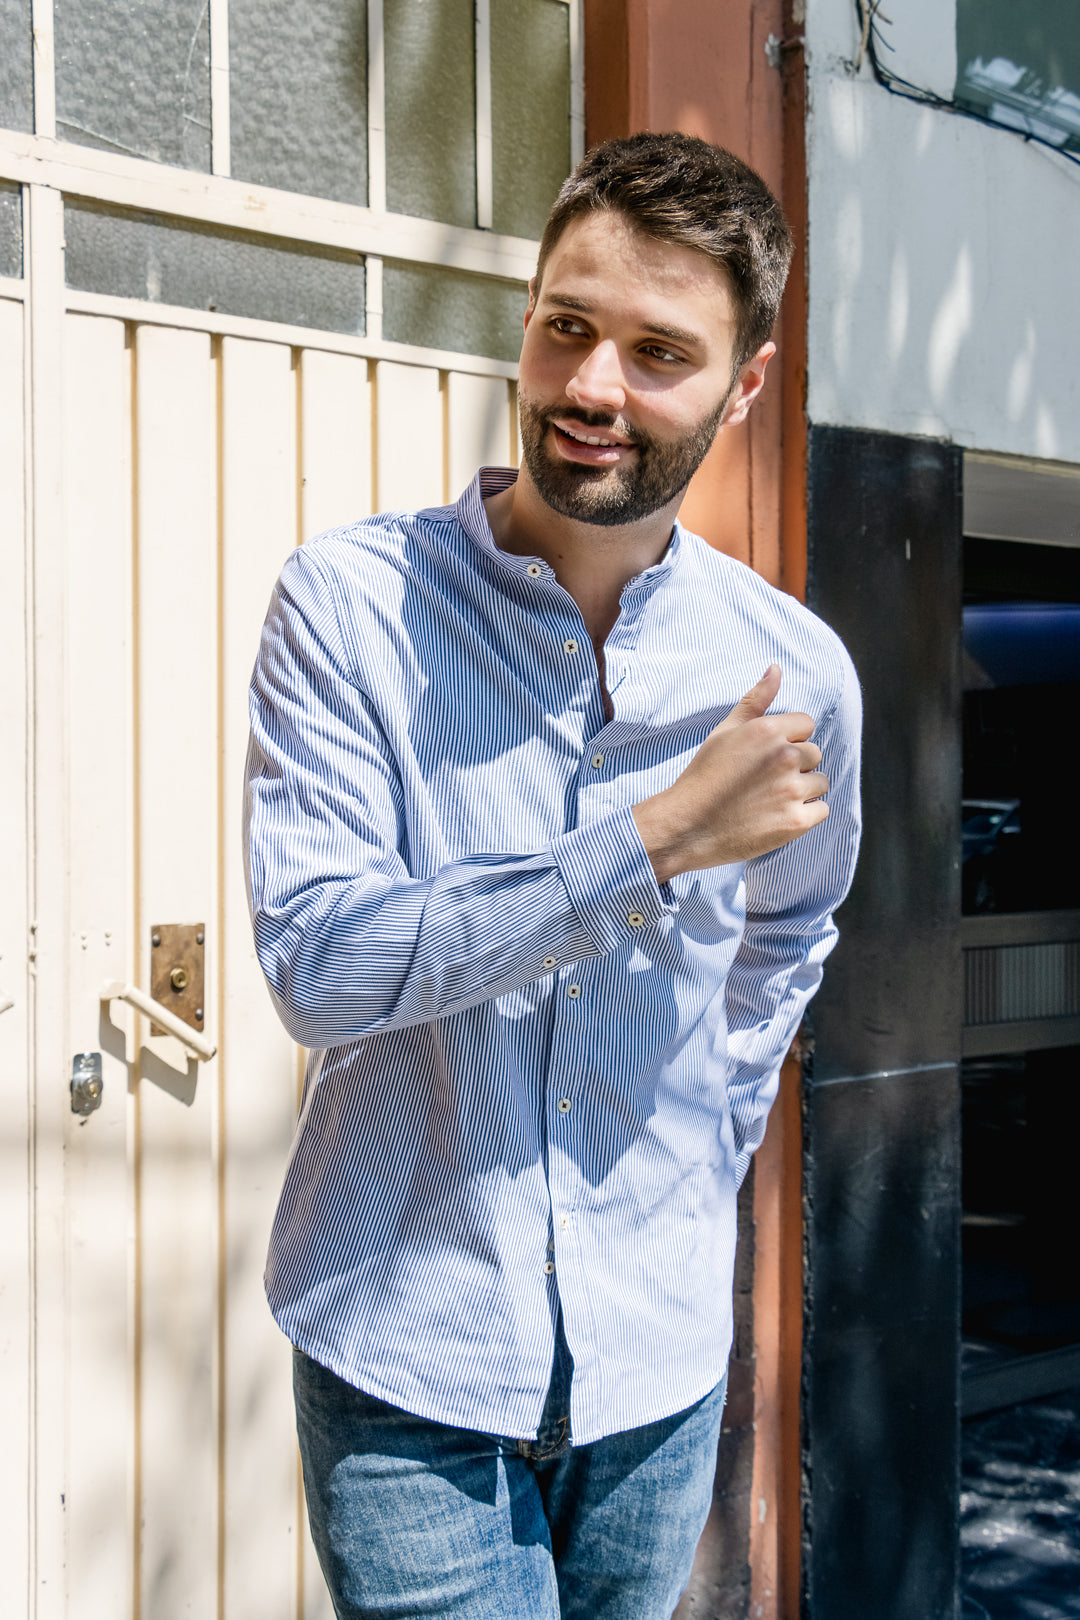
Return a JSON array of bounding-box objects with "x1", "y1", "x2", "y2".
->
[{"x1": 632, "y1": 795, "x2": 685, "y2": 887}]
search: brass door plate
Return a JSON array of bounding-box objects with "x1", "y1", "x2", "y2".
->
[{"x1": 150, "y1": 923, "x2": 206, "y2": 1037}]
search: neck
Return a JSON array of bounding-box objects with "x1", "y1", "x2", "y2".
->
[{"x1": 483, "y1": 465, "x2": 680, "y2": 644}]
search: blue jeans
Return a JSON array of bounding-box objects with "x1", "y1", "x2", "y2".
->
[{"x1": 293, "y1": 1320, "x2": 727, "y2": 1620}]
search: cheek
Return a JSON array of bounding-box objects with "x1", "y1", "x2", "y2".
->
[{"x1": 519, "y1": 344, "x2": 571, "y2": 400}]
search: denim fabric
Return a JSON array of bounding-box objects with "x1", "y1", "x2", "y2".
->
[{"x1": 293, "y1": 1323, "x2": 727, "y2": 1620}]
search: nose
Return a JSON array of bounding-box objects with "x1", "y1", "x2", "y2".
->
[{"x1": 565, "y1": 339, "x2": 626, "y2": 414}]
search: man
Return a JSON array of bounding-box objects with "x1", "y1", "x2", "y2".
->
[{"x1": 245, "y1": 133, "x2": 860, "y2": 1619}]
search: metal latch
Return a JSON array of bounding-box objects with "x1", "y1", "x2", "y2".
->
[
  {"x1": 150, "y1": 923, "x2": 206, "y2": 1036},
  {"x1": 71, "y1": 1051, "x2": 103, "y2": 1117}
]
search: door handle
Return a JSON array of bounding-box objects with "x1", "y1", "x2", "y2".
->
[{"x1": 100, "y1": 980, "x2": 217, "y2": 1061}]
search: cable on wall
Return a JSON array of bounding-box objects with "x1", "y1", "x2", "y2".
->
[{"x1": 852, "y1": 0, "x2": 1080, "y2": 171}]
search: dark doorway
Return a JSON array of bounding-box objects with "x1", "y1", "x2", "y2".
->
[{"x1": 959, "y1": 533, "x2": 1080, "y2": 1619}]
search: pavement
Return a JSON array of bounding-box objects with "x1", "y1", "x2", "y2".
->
[{"x1": 961, "y1": 1385, "x2": 1080, "y2": 1619}]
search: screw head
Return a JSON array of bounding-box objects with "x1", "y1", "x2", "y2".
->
[
  {"x1": 196, "y1": 931, "x2": 204, "y2": 945},
  {"x1": 195, "y1": 1007, "x2": 204, "y2": 1021},
  {"x1": 152, "y1": 932, "x2": 161, "y2": 947}
]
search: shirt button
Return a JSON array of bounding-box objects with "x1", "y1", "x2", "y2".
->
[
  {"x1": 557, "y1": 1097, "x2": 572, "y2": 1113},
  {"x1": 591, "y1": 753, "x2": 604, "y2": 769},
  {"x1": 627, "y1": 912, "x2": 645, "y2": 928},
  {"x1": 526, "y1": 562, "x2": 543, "y2": 577},
  {"x1": 542, "y1": 955, "x2": 556, "y2": 969},
  {"x1": 559, "y1": 1214, "x2": 569, "y2": 1230},
  {"x1": 564, "y1": 638, "x2": 579, "y2": 655},
  {"x1": 543, "y1": 1260, "x2": 555, "y2": 1275},
  {"x1": 566, "y1": 984, "x2": 581, "y2": 999}
]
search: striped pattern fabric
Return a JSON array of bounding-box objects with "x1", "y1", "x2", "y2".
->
[{"x1": 244, "y1": 467, "x2": 862, "y2": 1445}]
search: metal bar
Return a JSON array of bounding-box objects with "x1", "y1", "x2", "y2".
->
[
  {"x1": 30, "y1": 0, "x2": 56, "y2": 140},
  {"x1": 568, "y1": 0, "x2": 585, "y2": 165},
  {"x1": 365, "y1": 254, "x2": 383, "y2": 344},
  {"x1": 962, "y1": 909, "x2": 1080, "y2": 949},
  {"x1": 475, "y1": 0, "x2": 493, "y2": 229},
  {"x1": 209, "y1": 0, "x2": 231, "y2": 178},
  {"x1": 962, "y1": 1344, "x2": 1080, "y2": 1419},
  {"x1": 0, "y1": 130, "x2": 541, "y2": 281},
  {"x1": 961, "y1": 1014, "x2": 1080, "y2": 1057},
  {"x1": 367, "y1": 0, "x2": 386, "y2": 214},
  {"x1": 101, "y1": 979, "x2": 217, "y2": 1061},
  {"x1": 26, "y1": 175, "x2": 69, "y2": 1609},
  {"x1": 60, "y1": 287, "x2": 520, "y2": 377}
]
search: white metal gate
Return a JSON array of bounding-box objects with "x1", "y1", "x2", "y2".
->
[
  {"x1": 2, "y1": 205, "x2": 523, "y2": 1620},
  {"x1": 2, "y1": 3, "x2": 582, "y2": 1607}
]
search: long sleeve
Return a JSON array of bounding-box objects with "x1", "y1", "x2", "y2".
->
[
  {"x1": 243, "y1": 542, "x2": 672, "y2": 1048},
  {"x1": 724, "y1": 642, "x2": 863, "y2": 1185},
  {"x1": 250, "y1": 479, "x2": 865, "y2": 1447}
]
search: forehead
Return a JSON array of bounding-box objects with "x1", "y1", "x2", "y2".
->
[{"x1": 537, "y1": 211, "x2": 737, "y2": 337}]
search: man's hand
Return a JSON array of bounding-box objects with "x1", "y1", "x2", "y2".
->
[{"x1": 632, "y1": 666, "x2": 830, "y2": 886}]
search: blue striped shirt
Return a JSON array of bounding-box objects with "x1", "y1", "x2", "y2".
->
[{"x1": 244, "y1": 467, "x2": 861, "y2": 1445}]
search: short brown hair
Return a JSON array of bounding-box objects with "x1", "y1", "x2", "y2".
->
[{"x1": 536, "y1": 132, "x2": 793, "y2": 370}]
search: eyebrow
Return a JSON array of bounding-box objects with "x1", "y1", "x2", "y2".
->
[{"x1": 541, "y1": 292, "x2": 706, "y2": 351}]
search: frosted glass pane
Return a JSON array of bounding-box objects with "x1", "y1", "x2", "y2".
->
[
  {"x1": 65, "y1": 201, "x2": 366, "y2": 336},
  {"x1": 385, "y1": 0, "x2": 476, "y2": 228},
  {"x1": 383, "y1": 261, "x2": 525, "y2": 363},
  {"x1": 491, "y1": 0, "x2": 571, "y2": 240},
  {"x1": 229, "y1": 0, "x2": 368, "y2": 206},
  {"x1": 956, "y1": 0, "x2": 1080, "y2": 153},
  {"x1": 0, "y1": 181, "x2": 22, "y2": 278},
  {"x1": 0, "y1": 0, "x2": 33, "y2": 132},
  {"x1": 55, "y1": 0, "x2": 211, "y2": 170}
]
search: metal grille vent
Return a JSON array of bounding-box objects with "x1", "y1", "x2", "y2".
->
[{"x1": 965, "y1": 940, "x2": 1080, "y2": 1025}]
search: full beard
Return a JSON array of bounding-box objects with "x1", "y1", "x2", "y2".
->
[{"x1": 518, "y1": 392, "x2": 729, "y2": 527}]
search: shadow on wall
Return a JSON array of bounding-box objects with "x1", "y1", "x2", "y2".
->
[{"x1": 807, "y1": 2, "x2": 1076, "y2": 461}]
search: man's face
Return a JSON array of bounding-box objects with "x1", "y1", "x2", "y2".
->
[{"x1": 517, "y1": 211, "x2": 771, "y2": 527}]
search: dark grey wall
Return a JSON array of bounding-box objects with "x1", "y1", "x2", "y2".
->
[{"x1": 802, "y1": 426, "x2": 964, "y2": 1620}]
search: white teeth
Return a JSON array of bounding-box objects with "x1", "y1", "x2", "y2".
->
[{"x1": 564, "y1": 425, "x2": 618, "y2": 447}]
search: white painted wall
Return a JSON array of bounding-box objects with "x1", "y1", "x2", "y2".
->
[{"x1": 805, "y1": 0, "x2": 1080, "y2": 462}]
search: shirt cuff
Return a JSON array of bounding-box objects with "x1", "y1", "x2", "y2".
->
[{"x1": 551, "y1": 806, "x2": 677, "y2": 956}]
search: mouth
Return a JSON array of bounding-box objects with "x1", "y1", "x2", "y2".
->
[{"x1": 550, "y1": 417, "x2": 637, "y2": 465}]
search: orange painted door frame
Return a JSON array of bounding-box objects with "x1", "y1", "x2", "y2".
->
[{"x1": 584, "y1": 5, "x2": 809, "y2": 1616}]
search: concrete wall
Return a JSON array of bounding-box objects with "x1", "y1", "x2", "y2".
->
[{"x1": 805, "y1": 0, "x2": 1080, "y2": 463}]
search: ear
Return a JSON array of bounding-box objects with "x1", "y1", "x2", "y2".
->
[
  {"x1": 720, "y1": 341, "x2": 776, "y2": 429},
  {"x1": 523, "y1": 277, "x2": 538, "y2": 333}
]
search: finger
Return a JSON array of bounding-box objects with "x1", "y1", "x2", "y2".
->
[
  {"x1": 772, "y1": 711, "x2": 817, "y2": 744},
  {"x1": 801, "y1": 770, "x2": 830, "y2": 802},
  {"x1": 795, "y1": 741, "x2": 823, "y2": 773},
  {"x1": 726, "y1": 664, "x2": 781, "y2": 725}
]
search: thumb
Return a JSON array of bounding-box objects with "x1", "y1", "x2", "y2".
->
[{"x1": 725, "y1": 664, "x2": 781, "y2": 725}]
